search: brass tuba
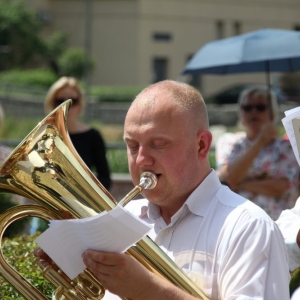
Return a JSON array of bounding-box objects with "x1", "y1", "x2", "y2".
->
[{"x1": 0, "y1": 100, "x2": 209, "y2": 300}]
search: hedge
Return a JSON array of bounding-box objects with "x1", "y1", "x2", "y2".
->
[{"x1": 0, "y1": 233, "x2": 54, "y2": 299}]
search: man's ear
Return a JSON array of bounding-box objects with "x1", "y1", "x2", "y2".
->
[{"x1": 197, "y1": 130, "x2": 212, "y2": 159}]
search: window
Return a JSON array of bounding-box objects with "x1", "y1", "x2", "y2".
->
[
  {"x1": 37, "y1": 10, "x2": 52, "y2": 24},
  {"x1": 153, "y1": 58, "x2": 168, "y2": 83},
  {"x1": 233, "y1": 21, "x2": 241, "y2": 35},
  {"x1": 153, "y1": 32, "x2": 172, "y2": 42},
  {"x1": 216, "y1": 20, "x2": 225, "y2": 39}
]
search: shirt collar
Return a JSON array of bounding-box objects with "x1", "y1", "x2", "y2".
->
[
  {"x1": 185, "y1": 170, "x2": 222, "y2": 217},
  {"x1": 147, "y1": 169, "x2": 222, "y2": 221}
]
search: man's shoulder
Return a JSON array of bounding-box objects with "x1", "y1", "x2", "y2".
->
[{"x1": 216, "y1": 186, "x2": 272, "y2": 221}]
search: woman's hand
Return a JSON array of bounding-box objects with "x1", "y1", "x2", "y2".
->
[{"x1": 255, "y1": 122, "x2": 278, "y2": 148}]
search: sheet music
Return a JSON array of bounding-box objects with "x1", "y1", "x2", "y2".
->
[
  {"x1": 282, "y1": 106, "x2": 300, "y2": 166},
  {"x1": 36, "y1": 206, "x2": 152, "y2": 279}
]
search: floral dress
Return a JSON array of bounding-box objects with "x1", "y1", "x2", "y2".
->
[{"x1": 216, "y1": 132, "x2": 300, "y2": 220}]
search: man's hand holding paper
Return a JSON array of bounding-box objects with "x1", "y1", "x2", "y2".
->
[{"x1": 35, "y1": 205, "x2": 152, "y2": 280}]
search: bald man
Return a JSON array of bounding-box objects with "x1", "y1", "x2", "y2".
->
[{"x1": 37, "y1": 80, "x2": 290, "y2": 299}]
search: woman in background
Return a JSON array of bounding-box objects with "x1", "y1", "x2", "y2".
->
[
  {"x1": 44, "y1": 77, "x2": 111, "y2": 190},
  {"x1": 216, "y1": 86, "x2": 299, "y2": 220}
]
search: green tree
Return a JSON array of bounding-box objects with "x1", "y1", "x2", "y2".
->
[
  {"x1": 0, "y1": 1, "x2": 96, "y2": 80},
  {"x1": 0, "y1": 0, "x2": 44, "y2": 70},
  {"x1": 43, "y1": 31, "x2": 68, "y2": 75}
]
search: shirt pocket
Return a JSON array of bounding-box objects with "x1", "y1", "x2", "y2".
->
[{"x1": 187, "y1": 271, "x2": 218, "y2": 300}]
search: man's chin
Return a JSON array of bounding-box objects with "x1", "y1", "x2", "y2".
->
[{"x1": 141, "y1": 189, "x2": 159, "y2": 201}]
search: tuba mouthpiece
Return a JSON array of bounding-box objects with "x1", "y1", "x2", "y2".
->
[
  {"x1": 139, "y1": 171, "x2": 157, "y2": 190},
  {"x1": 118, "y1": 171, "x2": 157, "y2": 207}
]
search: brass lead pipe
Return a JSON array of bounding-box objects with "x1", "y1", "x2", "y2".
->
[{"x1": 118, "y1": 171, "x2": 157, "y2": 207}]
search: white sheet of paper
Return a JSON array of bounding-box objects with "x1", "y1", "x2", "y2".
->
[
  {"x1": 36, "y1": 206, "x2": 152, "y2": 279},
  {"x1": 282, "y1": 106, "x2": 300, "y2": 166}
]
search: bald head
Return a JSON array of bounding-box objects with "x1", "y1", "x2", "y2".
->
[
  {"x1": 124, "y1": 80, "x2": 212, "y2": 208},
  {"x1": 129, "y1": 80, "x2": 209, "y2": 131}
]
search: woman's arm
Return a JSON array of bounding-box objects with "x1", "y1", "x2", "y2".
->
[
  {"x1": 224, "y1": 123, "x2": 278, "y2": 188},
  {"x1": 239, "y1": 177, "x2": 289, "y2": 197}
]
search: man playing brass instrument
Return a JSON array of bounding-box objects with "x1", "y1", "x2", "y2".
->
[{"x1": 36, "y1": 80, "x2": 290, "y2": 299}]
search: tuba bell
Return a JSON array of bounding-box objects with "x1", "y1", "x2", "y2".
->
[{"x1": 0, "y1": 100, "x2": 209, "y2": 299}]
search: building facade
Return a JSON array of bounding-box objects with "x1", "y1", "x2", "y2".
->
[{"x1": 26, "y1": 0, "x2": 300, "y2": 97}]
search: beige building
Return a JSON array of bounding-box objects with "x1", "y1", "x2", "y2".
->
[{"x1": 26, "y1": 0, "x2": 300, "y2": 97}]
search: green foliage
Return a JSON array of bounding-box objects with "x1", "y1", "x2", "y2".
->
[
  {"x1": 208, "y1": 151, "x2": 216, "y2": 170},
  {"x1": 44, "y1": 32, "x2": 68, "y2": 60},
  {"x1": 0, "y1": 116, "x2": 42, "y2": 139},
  {"x1": 91, "y1": 85, "x2": 145, "y2": 103},
  {"x1": 107, "y1": 149, "x2": 129, "y2": 173},
  {"x1": 43, "y1": 32, "x2": 68, "y2": 75},
  {"x1": 290, "y1": 268, "x2": 300, "y2": 297},
  {"x1": 0, "y1": 233, "x2": 55, "y2": 299},
  {"x1": 58, "y1": 47, "x2": 96, "y2": 79},
  {"x1": 0, "y1": 193, "x2": 32, "y2": 238},
  {"x1": 0, "y1": 69, "x2": 57, "y2": 88},
  {"x1": 0, "y1": 0, "x2": 44, "y2": 70}
]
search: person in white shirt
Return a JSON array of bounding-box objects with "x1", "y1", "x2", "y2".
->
[
  {"x1": 36, "y1": 80, "x2": 290, "y2": 299},
  {"x1": 276, "y1": 197, "x2": 300, "y2": 299},
  {"x1": 276, "y1": 197, "x2": 300, "y2": 272}
]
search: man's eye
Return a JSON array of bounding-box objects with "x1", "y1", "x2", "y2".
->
[
  {"x1": 152, "y1": 142, "x2": 168, "y2": 149},
  {"x1": 127, "y1": 144, "x2": 139, "y2": 152}
]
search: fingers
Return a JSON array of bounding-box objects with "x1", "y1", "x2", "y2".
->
[
  {"x1": 82, "y1": 250, "x2": 130, "y2": 278},
  {"x1": 82, "y1": 250, "x2": 120, "y2": 269},
  {"x1": 58, "y1": 209, "x2": 74, "y2": 219},
  {"x1": 257, "y1": 123, "x2": 277, "y2": 146},
  {"x1": 33, "y1": 248, "x2": 52, "y2": 264}
]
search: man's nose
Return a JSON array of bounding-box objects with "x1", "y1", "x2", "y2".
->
[{"x1": 136, "y1": 146, "x2": 154, "y2": 166}]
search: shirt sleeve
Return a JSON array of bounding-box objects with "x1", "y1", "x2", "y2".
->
[
  {"x1": 219, "y1": 210, "x2": 290, "y2": 300},
  {"x1": 276, "y1": 197, "x2": 300, "y2": 272}
]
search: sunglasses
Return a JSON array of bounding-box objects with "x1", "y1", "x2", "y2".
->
[
  {"x1": 241, "y1": 104, "x2": 268, "y2": 112},
  {"x1": 53, "y1": 98, "x2": 80, "y2": 107}
]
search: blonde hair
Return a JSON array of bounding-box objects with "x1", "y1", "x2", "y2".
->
[
  {"x1": 44, "y1": 77, "x2": 86, "y2": 114},
  {"x1": 238, "y1": 85, "x2": 279, "y2": 123}
]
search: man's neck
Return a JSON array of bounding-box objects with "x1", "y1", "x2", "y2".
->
[{"x1": 160, "y1": 203, "x2": 183, "y2": 225}]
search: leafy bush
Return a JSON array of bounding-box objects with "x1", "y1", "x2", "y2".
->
[
  {"x1": 0, "y1": 116, "x2": 41, "y2": 140},
  {"x1": 0, "y1": 69, "x2": 57, "y2": 88},
  {"x1": 58, "y1": 47, "x2": 95, "y2": 79},
  {"x1": 107, "y1": 149, "x2": 129, "y2": 173},
  {"x1": 90, "y1": 85, "x2": 145, "y2": 103},
  {"x1": 0, "y1": 233, "x2": 54, "y2": 299},
  {"x1": 0, "y1": 193, "x2": 32, "y2": 238},
  {"x1": 290, "y1": 268, "x2": 300, "y2": 297}
]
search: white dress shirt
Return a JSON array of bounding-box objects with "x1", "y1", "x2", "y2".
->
[
  {"x1": 291, "y1": 287, "x2": 300, "y2": 300},
  {"x1": 276, "y1": 197, "x2": 300, "y2": 272},
  {"x1": 104, "y1": 171, "x2": 290, "y2": 300}
]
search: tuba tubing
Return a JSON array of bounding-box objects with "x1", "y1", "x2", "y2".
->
[{"x1": 0, "y1": 100, "x2": 209, "y2": 300}]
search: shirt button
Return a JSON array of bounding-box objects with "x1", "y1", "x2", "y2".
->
[{"x1": 163, "y1": 229, "x2": 169, "y2": 234}]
